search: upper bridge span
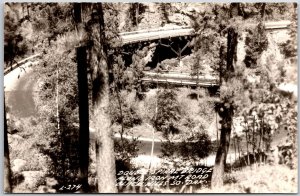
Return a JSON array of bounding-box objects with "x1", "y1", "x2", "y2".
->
[{"x1": 118, "y1": 20, "x2": 291, "y2": 45}]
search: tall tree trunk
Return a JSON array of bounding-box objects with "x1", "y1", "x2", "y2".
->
[
  {"x1": 135, "y1": 3, "x2": 139, "y2": 26},
  {"x1": 237, "y1": 137, "x2": 241, "y2": 165},
  {"x1": 233, "y1": 136, "x2": 237, "y2": 165},
  {"x1": 26, "y1": 4, "x2": 30, "y2": 18},
  {"x1": 22, "y1": 4, "x2": 25, "y2": 18},
  {"x1": 261, "y1": 118, "x2": 265, "y2": 163},
  {"x1": 252, "y1": 116, "x2": 256, "y2": 165},
  {"x1": 4, "y1": 102, "x2": 12, "y2": 193},
  {"x1": 114, "y1": 67, "x2": 124, "y2": 140},
  {"x1": 216, "y1": 112, "x2": 218, "y2": 144},
  {"x1": 73, "y1": 4, "x2": 90, "y2": 192},
  {"x1": 260, "y1": 3, "x2": 266, "y2": 21},
  {"x1": 93, "y1": 3, "x2": 117, "y2": 193},
  {"x1": 74, "y1": 3, "x2": 82, "y2": 30},
  {"x1": 211, "y1": 105, "x2": 233, "y2": 188},
  {"x1": 76, "y1": 46, "x2": 90, "y2": 192},
  {"x1": 211, "y1": 26, "x2": 237, "y2": 188},
  {"x1": 56, "y1": 64, "x2": 66, "y2": 186},
  {"x1": 225, "y1": 28, "x2": 237, "y2": 75},
  {"x1": 246, "y1": 130, "x2": 250, "y2": 165},
  {"x1": 219, "y1": 46, "x2": 226, "y2": 84},
  {"x1": 258, "y1": 120, "x2": 262, "y2": 164}
]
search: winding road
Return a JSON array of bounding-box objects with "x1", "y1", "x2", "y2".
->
[
  {"x1": 4, "y1": 62, "x2": 164, "y2": 161},
  {"x1": 4, "y1": 62, "x2": 37, "y2": 118}
]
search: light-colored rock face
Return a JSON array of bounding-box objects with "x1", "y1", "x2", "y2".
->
[
  {"x1": 237, "y1": 32, "x2": 246, "y2": 65},
  {"x1": 143, "y1": 47, "x2": 156, "y2": 64},
  {"x1": 8, "y1": 133, "x2": 23, "y2": 142},
  {"x1": 260, "y1": 33, "x2": 285, "y2": 67},
  {"x1": 269, "y1": 29, "x2": 290, "y2": 44},
  {"x1": 278, "y1": 83, "x2": 298, "y2": 97},
  {"x1": 12, "y1": 159, "x2": 27, "y2": 173}
]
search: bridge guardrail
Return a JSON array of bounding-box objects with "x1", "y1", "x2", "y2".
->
[
  {"x1": 119, "y1": 20, "x2": 291, "y2": 45},
  {"x1": 119, "y1": 20, "x2": 291, "y2": 36},
  {"x1": 141, "y1": 78, "x2": 219, "y2": 86},
  {"x1": 120, "y1": 28, "x2": 194, "y2": 44},
  {"x1": 119, "y1": 25, "x2": 192, "y2": 36},
  {"x1": 141, "y1": 71, "x2": 219, "y2": 86}
]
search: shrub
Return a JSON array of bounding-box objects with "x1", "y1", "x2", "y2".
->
[
  {"x1": 114, "y1": 136, "x2": 141, "y2": 173},
  {"x1": 110, "y1": 91, "x2": 142, "y2": 129},
  {"x1": 223, "y1": 174, "x2": 238, "y2": 185},
  {"x1": 244, "y1": 23, "x2": 268, "y2": 68},
  {"x1": 178, "y1": 131, "x2": 213, "y2": 160},
  {"x1": 161, "y1": 140, "x2": 178, "y2": 158},
  {"x1": 153, "y1": 89, "x2": 181, "y2": 137},
  {"x1": 161, "y1": 131, "x2": 213, "y2": 161},
  {"x1": 198, "y1": 99, "x2": 215, "y2": 122}
]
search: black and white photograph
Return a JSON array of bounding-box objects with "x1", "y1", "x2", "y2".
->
[{"x1": 3, "y1": 2, "x2": 298, "y2": 193}]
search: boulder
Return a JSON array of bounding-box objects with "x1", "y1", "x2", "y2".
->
[
  {"x1": 34, "y1": 185, "x2": 48, "y2": 193},
  {"x1": 46, "y1": 177, "x2": 58, "y2": 187},
  {"x1": 20, "y1": 171, "x2": 45, "y2": 191}
]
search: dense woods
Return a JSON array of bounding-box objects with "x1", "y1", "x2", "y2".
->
[{"x1": 4, "y1": 2, "x2": 297, "y2": 193}]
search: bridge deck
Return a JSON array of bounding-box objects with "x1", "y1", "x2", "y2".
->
[
  {"x1": 141, "y1": 71, "x2": 219, "y2": 87},
  {"x1": 119, "y1": 27, "x2": 194, "y2": 44},
  {"x1": 119, "y1": 20, "x2": 291, "y2": 45}
]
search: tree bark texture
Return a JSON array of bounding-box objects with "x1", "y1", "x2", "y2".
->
[
  {"x1": 226, "y1": 27, "x2": 238, "y2": 74},
  {"x1": 92, "y1": 3, "x2": 117, "y2": 193},
  {"x1": 73, "y1": 3, "x2": 82, "y2": 24},
  {"x1": 211, "y1": 104, "x2": 234, "y2": 188},
  {"x1": 211, "y1": 26, "x2": 238, "y2": 188},
  {"x1": 76, "y1": 46, "x2": 90, "y2": 192}
]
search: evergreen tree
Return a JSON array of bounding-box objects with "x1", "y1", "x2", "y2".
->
[
  {"x1": 88, "y1": 3, "x2": 117, "y2": 192},
  {"x1": 154, "y1": 89, "x2": 181, "y2": 138}
]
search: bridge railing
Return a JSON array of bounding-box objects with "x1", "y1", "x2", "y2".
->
[
  {"x1": 119, "y1": 20, "x2": 291, "y2": 45},
  {"x1": 265, "y1": 20, "x2": 291, "y2": 29},
  {"x1": 119, "y1": 26, "x2": 192, "y2": 36},
  {"x1": 141, "y1": 70, "x2": 219, "y2": 86},
  {"x1": 119, "y1": 28, "x2": 194, "y2": 44}
]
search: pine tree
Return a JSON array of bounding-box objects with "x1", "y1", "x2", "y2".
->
[
  {"x1": 73, "y1": 3, "x2": 90, "y2": 192},
  {"x1": 154, "y1": 89, "x2": 181, "y2": 138},
  {"x1": 89, "y1": 3, "x2": 117, "y2": 192}
]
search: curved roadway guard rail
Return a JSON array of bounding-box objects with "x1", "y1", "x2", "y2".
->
[
  {"x1": 4, "y1": 53, "x2": 42, "y2": 75},
  {"x1": 119, "y1": 20, "x2": 291, "y2": 45}
]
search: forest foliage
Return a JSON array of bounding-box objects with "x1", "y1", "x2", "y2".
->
[{"x1": 4, "y1": 2, "x2": 297, "y2": 193}]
